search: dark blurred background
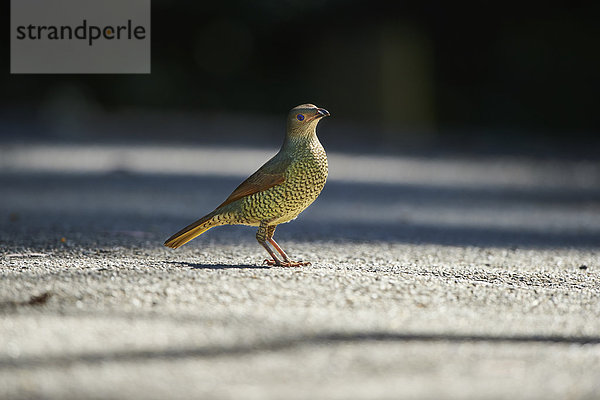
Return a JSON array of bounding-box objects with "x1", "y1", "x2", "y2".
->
[{"x1": 2, "y1": 0, "x2": 599, "y2": 156}]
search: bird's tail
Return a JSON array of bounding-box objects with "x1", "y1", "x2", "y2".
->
[{"x1": 164, "y1": 212, "x2": 222, "y2": 249}]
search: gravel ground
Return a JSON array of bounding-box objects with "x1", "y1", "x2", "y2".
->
[{"x1": 1, "y1": 143, "x2": 599, "y2": 399}]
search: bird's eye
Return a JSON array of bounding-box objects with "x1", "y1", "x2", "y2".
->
[{"x1": 296, "y1": 114, "x2": 304, "y2": 121}]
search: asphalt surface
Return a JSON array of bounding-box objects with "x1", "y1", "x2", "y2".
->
[{"x1": 1, "y1": 143, "x2": 600, "y2": 399}]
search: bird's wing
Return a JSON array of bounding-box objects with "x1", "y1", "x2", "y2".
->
[{"x1": 216, "y1": 153, "x2": 290, "y2": 209}]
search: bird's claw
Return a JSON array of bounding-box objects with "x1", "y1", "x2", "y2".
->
[
  {"x1": 280, "y1": 261, "x2": 311, "y2": 267},
  {"x1": 263, "y1": 259, "x2": 310, "y2": 267}
]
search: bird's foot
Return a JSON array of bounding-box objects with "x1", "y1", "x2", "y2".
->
[
  {"x1": 282, "y1": 261, "x2": 311, "y2": 267},
  {"x1": 263, "y1": 259, "x2": 311, "y2": 267}
]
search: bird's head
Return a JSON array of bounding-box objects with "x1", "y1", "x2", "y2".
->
[{"x1": 286, "y1": 104, "x2": 330, "y2": 137}]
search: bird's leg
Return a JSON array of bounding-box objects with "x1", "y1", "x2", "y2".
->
[
  {"x1": 266, "y1": 225, "x2": 291, "y2": 262},
  {"x1": 266, "y1": 225, "x2": 311, "y2": 267},
  {"x1": 256, "y1": 221, "x2": 282, "y2": 266}
]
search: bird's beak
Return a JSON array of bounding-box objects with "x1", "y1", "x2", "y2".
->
[{"x1": 316, "y1": 108, "x2": 330, "y2": 118}]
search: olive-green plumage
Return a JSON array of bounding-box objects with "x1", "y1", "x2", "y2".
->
[{"x1": 164, "y1": 104, "x2": 330, "y2": 267}]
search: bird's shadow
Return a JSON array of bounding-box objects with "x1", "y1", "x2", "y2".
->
[{"x1": 166, "y1": 261, "x2": 271, "y2": 270}]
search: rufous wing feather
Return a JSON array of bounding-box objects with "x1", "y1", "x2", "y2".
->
[
  {"x1": 217, "y1": 171, "x2": 285, "y2": 209},
  {"x1": 216, "y1": 152, "x2": 290, "y2": 209}
]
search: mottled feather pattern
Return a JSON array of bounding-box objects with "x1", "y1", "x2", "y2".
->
[{"x1": 220, "y1": 136, "x2": 327, "y2": 226}]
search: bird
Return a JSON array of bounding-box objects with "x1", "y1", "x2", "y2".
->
[{"x1": 164, "y1": 104, "x2": 330, "y2": 267}]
